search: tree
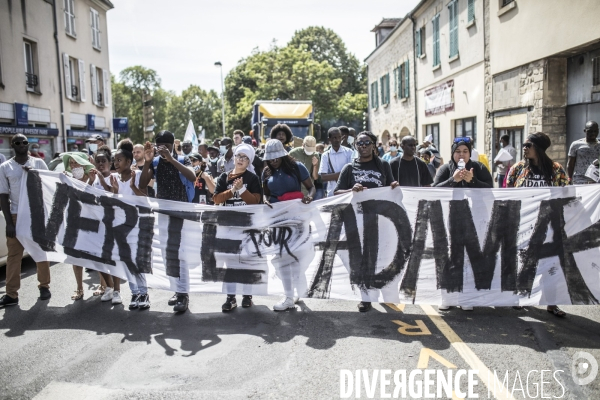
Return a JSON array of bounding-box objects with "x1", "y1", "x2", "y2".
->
[
  {"x1": 288, "y1": 27, "x2": 366, "y2": 96},
  {"x1": 165, "y1": 85, "x2": 223, "y2": 140}
]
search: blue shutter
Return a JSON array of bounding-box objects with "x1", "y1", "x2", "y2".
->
[
  {"x1": 468, "y1": 0, "x2": 475, "y2": 23},
  {"x1": 449, "y1": 1, "x2": 458, "y2": 57},
  {"x1": 404, "y1": 60, "x2": 410, "y2": 99}
]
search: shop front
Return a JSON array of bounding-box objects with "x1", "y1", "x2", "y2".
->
[
  {"x1": 0, "y1": 125, "x2": 59, "y2": 163},
  {"x1": 66, "y1": 129, "x2": 111, "y2": 151}
]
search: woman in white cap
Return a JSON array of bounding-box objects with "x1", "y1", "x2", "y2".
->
[
  {"x1": 262, "y1": 139, "x2": 316, "y2": 311},
  {"x1": 214, "y1": 143, "x2": 262, "y2": 312}
]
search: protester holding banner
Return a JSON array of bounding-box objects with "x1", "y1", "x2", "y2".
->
[
  {"x1": 334, "y1": 131, "x2": 398, "y2": 312},
  {"x1": 432, "y1": 137, "x2": 493, "y2": 188},
  {"x1": 214, "y1": 143, "x2": 262, "y2": 312},
  {"x1": 0, "y1": 135, "x2": 51, "y2": 308},
  {"x1": 61, "y1": 152, "x2": 121, "y2": 303},
  {"x1": 506, "y1": 132, "x2": 570, "y2": 316},
  {"x1": 260, "y1": 139, "x2": 316, "y2": 311},
  {"x1": 390, "y1": 136, "x2": 433, "y2": 187},
  {"x1": 89, "y1": 146, "x2": 112, "y2": 192},
  {"x1": 139, "y1": 130, "x2": 196, "y2": 313}
]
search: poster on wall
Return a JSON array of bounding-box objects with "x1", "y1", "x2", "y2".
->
[{"x1": 424, "y1": 80, "x2": 454, "y2": 116}]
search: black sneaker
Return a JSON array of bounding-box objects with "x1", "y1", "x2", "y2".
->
[
  {"x1": 358, "y1": 301, "x2": 372, "y2": 312},
  {"x1": 129, "y1": 294, "x2": 140, "y2": 310},
  {"x1": 173, "y1": 294, "x2": 189, "y2": 313},
  {"x1": 168, "y1": 293, "x2": 178, "y2": 306},
  {"x1": 242, "y1": 295, "x2": 253, "y2": 308},
  {"x1": 0, "y1": 295, "x2": 18, "y2": 308},
  {"x1": 222, "y1": 295, "x2": 237, "y2": 312},
  {"x1": 138, "y1": 294, "x2": 150, "y2": 309},
  {"x1": 39, "y1": 287, "x2": 51, "y2": 300}
]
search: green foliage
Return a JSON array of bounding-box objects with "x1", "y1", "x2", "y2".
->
[
  {"x1": 225, "y1": 27, "x2": 366, "y2": 133},
  {"x1": 165, "y1": 85, "x2": 223, "y2": 140}
]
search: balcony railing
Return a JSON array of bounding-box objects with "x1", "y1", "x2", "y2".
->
[
  {"x1": 71, "y1": 85, "x2": 78, "y2": 98},
  {"x1": 25, "y1": 72, "x2": 38, "y2": 89},
  {"x1": 97, "y1": 92, "x2": 103, "y2": 104}
]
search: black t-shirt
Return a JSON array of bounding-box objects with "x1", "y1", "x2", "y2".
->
[
  {"x1": 524, "y1": 164, "x2": 551, "y2": 187},
  {"x1": 150, "y1": 157, "x2": 192, "y2": 202},
  {"x1": 335, "y1": 159, "x2": 393, "y2": 191},
  {"x1": 214, "y1": 170, "x2": 262, "y2": 207},
  {"x1": 207, "y1": 160, "x2": 219, "y2": 178},
  {"x1": 390, "y1": 157, "x2": 434, "y2": 187},
  {"x1": 192, "y1": 173, "x2": 213, "y2": 204}
]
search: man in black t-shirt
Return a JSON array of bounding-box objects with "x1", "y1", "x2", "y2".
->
[
  {"x1": 390, "y1": 136, "x2": 433, "y2": 187},
  {"x1": 138, "y1": 131, "x2": 196, "y2": 313}
]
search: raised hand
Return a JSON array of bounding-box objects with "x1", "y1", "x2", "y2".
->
[{"x1": 144, "y1": 141, "x2": 154, "y2": 163}]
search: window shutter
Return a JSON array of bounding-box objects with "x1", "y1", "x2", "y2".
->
[
  {"x1": 404, "y1": 60, "x2": 410, "y2": 99},
  {"x1": 90, "y1": 9, "x2": 96, "y2": 48},
  {"x1": 449, "y1": 1, "x2": 458, "y2": 57},
  {"x1": 416, "y1": 29, "x2": 421, "y2": 57},
  {"x1": 95, "y1": 12, "x2": 101, "y2": 49},
  {"x1": 386, "y1": 74, "x2": 390, "y2": 104},
  {"x1": 63, "y1": 53, "x2": 72, "y2": 100},
  {"x1": 63, "y1": 0, "x2": 70, "y2": 32},
  {"x1": 90, "y1": 64, "x2": 97, "y2": 105},
  {"x1": 468, "y1": 0, "x2": 475, "y2": 23},
  {"x1": 78, "y1": 59, "x2": 86, "y2": 102},
  {"x1": 69, "y1": 0, "x2": 76, "y2": 36},
  {"x1": 103, "y1": 69, "x2": 110, "y2": 106},
  {"x1": 375, "y1": 81, "x2": 379, "y2": 108}
]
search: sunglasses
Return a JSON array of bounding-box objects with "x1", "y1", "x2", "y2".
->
[
  {"x1": 234, "y1": 154, "x2": 249, "y2": 161},
  {"x1": 523, "y1": 143, "x2": 533, "y2": 149},
  {"x1": 356, "y1": 140, "x2": 373, "y2": 147},
  {"x1": 453, "y1": 137, "x2": 472, "y2": 144},
  {"x1": 13, "y1": 140, "x2": 29, "y2": 146}
]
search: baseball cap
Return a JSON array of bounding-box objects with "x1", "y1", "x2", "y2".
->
[{"x1": 303, "y1": 136, "x2": 317, "y2": 153}]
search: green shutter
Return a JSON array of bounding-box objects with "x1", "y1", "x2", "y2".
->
[
  {"x1": 416, "y1": 29, "x2": 421, "y2": 57},
  {"x1": 386, "y1": 73, "x2": 390, "y2": 104},
  {"x1": 449, "y1": 1, "x2": 458, "y2": 57},
  {"x1": 468, "y1": 0, "x2": 475, "y2": 23},
  {"x1": 404, "y1": 60, "x2": 410, "y2": 99},
  {"x1": 375, "y1": 81, "x2": 379, "y2": 108}
]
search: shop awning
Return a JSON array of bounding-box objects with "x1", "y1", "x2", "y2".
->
[{"x1": 258, "y1": 102, "x2": 313, "y2": 119}]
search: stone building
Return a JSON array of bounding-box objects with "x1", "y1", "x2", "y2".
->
[
  {"x1": 366, "y1": 17, "x2": 416, "y2": 145},
  {"x1": 0, "y1": 0, "x2": 114, "y2": 161}
]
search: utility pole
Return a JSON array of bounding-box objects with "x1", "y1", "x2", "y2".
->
[
  {"x1": 214, "y1": 61, "x2": 226, "y2": 137},
  {"x1": 142, "y1": 91, "x2": 154, "y2": 141}
]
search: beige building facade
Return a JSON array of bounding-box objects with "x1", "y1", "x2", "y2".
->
[
  {"x1": 0, "y1": 0, "x2": 114, "y2": 162},
  {"x1": 366, "y1": 18, "x2": 416, "y2": 146}
]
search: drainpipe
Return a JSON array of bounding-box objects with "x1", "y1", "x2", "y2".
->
[
  {"x1": 51, "y1": 0, "x2": 67, "y2": 152},
  {"x1": 409, "y1": 15, "x2": 419, "y2": 140}
]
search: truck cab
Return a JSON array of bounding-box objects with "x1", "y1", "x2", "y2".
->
[{"x1": 251, "y1": 100, "x2": 315, "y2": 146}]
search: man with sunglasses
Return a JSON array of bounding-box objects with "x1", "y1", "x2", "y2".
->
[
  {"x1": 390, "y1": 136, "x2": 433, "y2": 187},
  {"x1": 0, "y1": 135, "x2": 51, "y2": 307}
]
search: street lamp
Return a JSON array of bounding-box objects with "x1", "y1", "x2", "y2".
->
[{"x1": 214, "y1": 61, "x2": 226, "y2": 137}]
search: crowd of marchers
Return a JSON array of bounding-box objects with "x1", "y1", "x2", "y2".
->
[{"x1": 0, "y1": 121, "x2": 599, "y2": 317}]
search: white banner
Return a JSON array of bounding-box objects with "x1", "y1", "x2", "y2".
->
[
  {"x1": 16, "y1": 170, "x2": 600, "y2": 306},
  {"x1": 424, "y1": 80, "x2": 454, "y2": 116}
]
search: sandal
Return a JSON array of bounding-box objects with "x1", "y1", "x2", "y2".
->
[
  {"x1": 547, "y1": 306, "x2": 566, "y2": 318},
  {"x1": 71, "y1": 290, "x2": 84, "y2": 300},
  {"x1": 93, "y1": 285, "x2": 106, "y2": 296}
]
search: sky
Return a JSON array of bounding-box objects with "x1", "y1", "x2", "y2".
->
[{"x1": 107, "y1": 0, "x2": 420, "y2": 95}]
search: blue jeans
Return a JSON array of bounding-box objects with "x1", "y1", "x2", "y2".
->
[
  {"x1": 314, "y1": 188, "x2": 325, "y2": 200},
  {"x1": 128, "y1": 274, "x2": 148, "y2": 295}
]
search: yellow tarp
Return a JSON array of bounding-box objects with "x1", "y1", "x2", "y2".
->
[{"x1": 258, "y1": 102, "x2": 313, "y2": 119}]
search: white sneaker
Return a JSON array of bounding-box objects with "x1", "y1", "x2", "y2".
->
[
  {"x1": 273, "y1": 297, "x2": 296, "y2": 311},
  {"x1": 460, "y1": 306, "x2": 474, "y2": 311},
  {"x1": 112, "y1": 291, "x2": 122, "y2": 305},
  {"x1": 438, "y1": 305, "x2": 450, "y2": 310},
  {"x1": 293, "y1": 296, "x2": 300, "y2": 304},
  {"x1": 101, "y1": 287, "x2": 114, "y2": 302}
]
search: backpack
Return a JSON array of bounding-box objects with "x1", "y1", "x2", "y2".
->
[{"x1": 152, "y1": 155, "x2": 195, "y2": 202}]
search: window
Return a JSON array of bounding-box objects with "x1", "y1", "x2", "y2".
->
[
  {"x1": 64, "y1": 0, "x2": 76, "y2": 37},
  {"x1": 455, "y1": 117, "x2": 477, "y2": 146},
  {"x1": 468, "y1": 0, "x2": 475, "y2": 23},
  {"x1": 91, "y1": 8, "x2": 101, "y2": 50},
  {"x1": 370, "y1": 81, "x2": 379, "y2": 109},
  {"x1": 593, "y1": 57, "x2": 600, "y2": 86},
  {"x1": 23, "y1": 41, "x2": 38, "y2": 91},
  {"x1": 415, "y1": 26, "x2": 426, "y2": 57},
  {"x1": 502, "y1": 0, "x2": 514, "y2": 6},
  {"x1": 497, "y1": 128, "x2": 523, "y2": 164},
  {"x1": 63, "y1": 53, "x2": 86, "y2": 102},
  {"x1": 380, "y1": 73, "x2": 390, "y2": 105},
  {"x1": 426, "y1": 124, "x2": 440, "y2": 152},
  {"x1": 398, "y1": 61, "x2": 410, "y2": 99},
  {"x1": 432, "y1": 14, "x2": 440, "y2": 67},
  {"x1": 448, "y1": 0, "x2": 459, "y2": 58},
  {"x1": 90, "y1": 65, "x2": 110, "y2": 107}
]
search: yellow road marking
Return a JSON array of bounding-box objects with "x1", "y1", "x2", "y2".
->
[
  {"x1": 391, "y1": 319, "x2": 431, "y2": 335},
  {"x1": 417, "y1": 348, "x2": 457, "y2": 369},
  {"x1": 420, "y1": 305, "x2": 516, "y2": 400},
  {"x1": 384, "y1": 303, "x2": 405, "y2": 312}
]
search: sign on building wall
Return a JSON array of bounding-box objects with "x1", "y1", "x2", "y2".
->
[
  {"x1": 425, "y1": 80, "x2": 455, "y2": 116},
  {"x1": 112, "y1": 118, "x2": 129, "y2": 133},
  {"x1": 14, "y1": 103, "x2": 29, "y2": 126}
]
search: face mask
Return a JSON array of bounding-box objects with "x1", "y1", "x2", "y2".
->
[
  {"x1": 305, "y1": 150, "x2": 315, "y2": 156},
  {"x1": 219, "y1": 146, "x2": 227, "y2": 155},
  {"x1": 500, "y1": 142, "x2": 505, "y2": 148},
  {"x1": 193, "y1": 165, "x2": 201, "y2": 172},
  {"x1": 72, "y1": 167, "x2": 85, "y2": 180},
  {"x1": 389, "y1": 146, "x2": 397, "y2": 152},
  {"x1": 31, "y1": 147, "x2": 39, "y2": 153},
  {"x1": 347, "y1": 136, "x2": 355, "y2": 145},
  {"x1": 209, "y1": 157, "x2": 219, "y2": 163},
  {"x1": 89, "y1": 143, "x2": 98, "y2": 153}
]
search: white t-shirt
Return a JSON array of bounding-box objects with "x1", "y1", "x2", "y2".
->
[
  {"x1": 92, "y1": 174, "x2": 111, "y2": 191},
  {"x1": 110, "y1": 172, "x2": 142, "y2": 196},
  {"x1": 0, "y1": 157, "x2": 48, "y2": 214}
]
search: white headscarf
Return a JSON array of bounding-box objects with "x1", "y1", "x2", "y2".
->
[{"x1": 234, "y1": 143, "x2": 255, "y2": 174}]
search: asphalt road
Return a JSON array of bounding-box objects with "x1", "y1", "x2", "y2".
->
[{"x1": 1, "y1": 259, "x2": 599, "y2": 400}]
